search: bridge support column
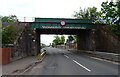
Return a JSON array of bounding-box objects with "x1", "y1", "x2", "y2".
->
[
  {"x1": 36, "y1": 30, "x2": 41, "y2": 54},
  {"x1": 77, "y1": 34, "x2": 86, "y2": 50},
  {"x1": 86, "y1": 29, "x2": 96, "y2": 51}
]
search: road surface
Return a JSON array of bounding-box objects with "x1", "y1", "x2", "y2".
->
[{"x1": 20, "y1": 47, "x2": 119, "y2": 75}]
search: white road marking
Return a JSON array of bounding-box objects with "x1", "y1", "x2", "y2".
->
[
  {"x1": 90, "y1": 57, "x2": 119, "y2": 65},
  {"x1": 73, "y1": 60, "x2": 91, "y2": 72},
  {"x1": 19, "y1": 65, "x2": 32, "y2": 75},
  {"x1": 64, "y1": 55, "x2": 69, "y2": 58}
]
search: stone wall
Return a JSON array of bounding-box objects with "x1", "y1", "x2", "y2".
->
[
  {"x1": 76, "y1": 24, "x2": 120, "y2": 53},
  {"x1": 96, "y1": 24, "x2": 120, "y2": 53},
  {"x1": 11, "y1": 25, "x2": 37, "y2": 61},
  {"x1": 77, "y1": 30, "x2": 96, "y2": 51},
  {"x1": 85, "y1": 29, "x2": 96, "y2": 51}
]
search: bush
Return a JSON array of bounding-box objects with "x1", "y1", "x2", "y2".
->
[{"x1": 2, "y1": 25, "x2": 18, "y2": 47}]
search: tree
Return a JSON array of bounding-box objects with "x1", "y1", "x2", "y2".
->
[
  {"x1": 1, "y1": 15, "x2": 17, "y2": 22},
  {"x1": 73, "y1": 0, "x2": 120, "y2": 38},
  {"x1": 52, "y1": 35, "x2": 65, "y2": 46},
  {"x1": 60, "y1": 35, "x2": 65, "y2": 44},
  {"x1": 0, "y1": 17, "x2": 2, "y2": 28},
  {"x1": 52, "y1": 35, "x2": 61, "y2": 45},
  {"x1": 72, "y1": 35, "x2": 77, "y2": 43},
  {"x1": 2, "y1": 25, "x2": 17, "y2": 44},
  {"x1": 66, "y1": 35, "x2": 78, "y2": 44},
  {"x1": 101, "y1": 0, "x2": 120, "y2": 37},
  {"x1": 52, "y1": 42, "x2": 55, "y2": 47},
  {"x1": 67, "y1": 35, "x2": 74, "y2": 42},
  {"x1": 2, "y1": 15, "x2": 19, "y2": 47},
  {"x1": 101, "y1": 1, "x2": 118, "y2": 24},
  {"x1": 73, "y1": 7, "x2": 101, "y2": 23}
]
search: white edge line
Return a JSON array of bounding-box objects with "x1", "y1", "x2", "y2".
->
[
  {"x1": 73, "y1": 60, "x2": 91, "y2": 72},
  {"x1": 64, "y1": 55, "x2": 69, "y2": 58},
  {"x1": 20, "y1": 65, "x2": 32, "y2": 75},
  {"x1": 90, "y1": 57, "x2": 119, "y2": 65},
  {"x1": 20, "y1": 54, "x2": 46, "y2": 75}
]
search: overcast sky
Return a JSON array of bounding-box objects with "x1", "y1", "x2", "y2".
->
[{"x1": 0, "y1": 0, "x2": 113, "y2": 45}]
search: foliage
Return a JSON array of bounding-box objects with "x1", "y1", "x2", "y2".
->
[
  {"x1": 72, "y1": 35, "x2": 77, "y2": 43},
  {"x1": 2, "y1": 25, "x2": 18, "y2": 44},
  {"x1": 60, "y1": 35, "x2": 65, "y2": 44},
  {"x1": 1, "y1": 15, "x2": 17, "y2": 22},
  {"x1": 52, "y1": 42, "x2": 55, "y2": 47},
  {"x1": 101, "y1": 0, "x2": 120, "y2": 38},
  {"x1": 68, "y1": 35, "x2": 74, "y2": 42},
  {"x1": 52, "y1": 35, "x2": 65, "y2": 46},
  {"x1": 101, "y1": 1, "x2": 119, "y2": 24},
  {"x1": 53, "y1": 35, "x2": 61, "y2": 45},
  {"x1": 73, "y1": 0, "x2": 120, "y2": 38},
  {"x1": 0, "y1": 17, "x2": 2, "y2": 28},
  {"x1": 66, "y1": 35, "x2": 77, "y2": 43},
  {"x1": 73, "y1": 7, "x2": 102, "y2": 23},
  {"x1": 1, "y1": 15, "x2": 20, "y2": 47}
]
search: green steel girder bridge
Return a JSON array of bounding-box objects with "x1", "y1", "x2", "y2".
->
[
  {"x1": 19, "y1": 18, "x2": 97, "y2": 54},
  {"x1": 20, "y1": 18, "x2": 96, "y2": 34}
]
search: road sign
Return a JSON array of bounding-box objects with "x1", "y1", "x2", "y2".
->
[{"x1": 60, "y1": 20, "x2": 66, "y2": 26}]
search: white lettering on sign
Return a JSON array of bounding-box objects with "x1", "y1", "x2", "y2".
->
[{"x1": 42, "y1": 26, "x2": 86, "y2": 29}]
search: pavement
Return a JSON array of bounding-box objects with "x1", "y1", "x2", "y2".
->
[
  {"x1": 2, "y1": 56, "x2": 38, "y2": 75},
  {"x1": 20, "y1": 47, "x2": 119, "y2": 75}
]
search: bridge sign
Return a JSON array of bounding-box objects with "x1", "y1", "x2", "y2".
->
[
  {"x1": 60, "y1": 20, "x2": 66, "y2": 26},
  {"x1": 29, "y1": 18, "x2": 96, "y2": 29}
]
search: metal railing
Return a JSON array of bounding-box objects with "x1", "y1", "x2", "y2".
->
[{"x1": 17, "y1": 17, "x2": 36, "y2": 22}]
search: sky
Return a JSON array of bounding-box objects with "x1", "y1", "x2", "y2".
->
[
  {"x1": 41, "y1": 35, "x2": 69, "y2": 45},
  {"x1": 0, "y1": 0, "x2": 113, "y2": 45}
]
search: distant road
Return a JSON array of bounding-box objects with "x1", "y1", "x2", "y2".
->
[{"x1": 21, "y1": 47, "x2": 119, "y2": 75}]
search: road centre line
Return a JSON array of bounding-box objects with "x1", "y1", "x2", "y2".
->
[
  {"x1": 64, "y1": 55, "x2": 69, "y2": 58},
  {"x1": 73, "y1": 60, "x2": 91, "y2": 72}
]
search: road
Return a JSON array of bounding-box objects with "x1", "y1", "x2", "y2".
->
[{"x1": 20, "y1": 47, "x2": 119, "y2": 75}]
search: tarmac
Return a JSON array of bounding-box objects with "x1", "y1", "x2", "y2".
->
[{"x1": 2, "y1": 56, "x2": 38, "y2": 75}]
